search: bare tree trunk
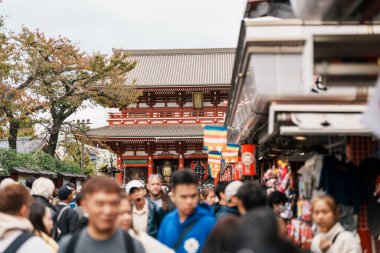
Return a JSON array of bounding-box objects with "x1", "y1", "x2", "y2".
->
[
  {"x1": 8, "y1": 119, "x2": 20, "y2": 150},
  {"x1": 46, "y1": 121, "x2": 62, "y2": 156}
]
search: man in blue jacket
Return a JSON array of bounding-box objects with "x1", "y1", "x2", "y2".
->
[{"x1": 157, "y1": 170, "x2": 216, "y2": 253}]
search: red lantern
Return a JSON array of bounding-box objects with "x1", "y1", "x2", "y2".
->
[{"x1": 241, "y1": 144, "x2": 256, "y2": 176}]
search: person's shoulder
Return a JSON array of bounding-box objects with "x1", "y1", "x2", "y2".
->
[
  {"x1": 58, "y1": 233, "x2": 74, "y2": 252},
  {"x1": 19, "y1": 236, "x2": 54, "y2": 253},
  {"x1": 198, "y1": 215, "x2": 216, "y2": 226},
  {"x1": 131, "y1": 235, "x2": 146, "y2": 253}
]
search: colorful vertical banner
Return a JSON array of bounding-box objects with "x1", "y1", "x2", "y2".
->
[
  {"x1": 222, "y1": 144, "x2": 240, "y2": 164},
  {"x1": 203, "y1": 125, "x2": 228, "y2": 152},
  {"x1": 233, "y1": 156, "x2": 243, "y2": 180},
  {"x1": 208, "y1": 151, "x2": 222, "y2": 178},
  {"x1": 241, "y1": 144, "x2": 256, "y2": 176}
]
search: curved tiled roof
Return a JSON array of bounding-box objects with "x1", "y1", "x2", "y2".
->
[
  {"x1": 115, "y1": 48, "x2": 235, "y2": 87},
  {"x1": 87, "y1": 124, "x2": 204, "y2": 138}
]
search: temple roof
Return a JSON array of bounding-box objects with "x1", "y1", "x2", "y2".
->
[
  {"x1": 115, "y1": 48, "x2": 235, "y2": 87},
  {"x1": 87, "y1": 124, "x2": 204, "y2": 139},
  {"x1": 0, "y1": 138, "x2": 46, "y2": 153}
]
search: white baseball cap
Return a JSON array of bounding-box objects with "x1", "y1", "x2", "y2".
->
[
  {"x1": 225, "y1": 180, "x2": 243, "y2": 202},
  {"x1": 125, "y1": 180, "x2": 145, "y2": 195}
]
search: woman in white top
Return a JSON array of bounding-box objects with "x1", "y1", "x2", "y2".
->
[
  {"x1": 117, "y1": 194, "x2": 175, "y2": 253},
  {"x1": 311, "y1": 195, "x2": 362, "y2": 253}
]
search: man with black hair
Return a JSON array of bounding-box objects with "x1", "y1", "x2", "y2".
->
[
  {"x1": 53, "y1": 185, "x2": 80, "y2": 241},
  {"x1": 236, "y1": 181, "x2": 267, "y2": 215},
  {"x1": 157, "y1": 170, "x2": 216, "y2": 253},
  {"x1": 213, "y1": 181, "x2": 229, "y2": 216},
  {"x1": 25, "y1": 176, "x2": 36, "y2": 191},
  {"x1": 268, "y1": 191, "x2": 288, "y2": 215}
]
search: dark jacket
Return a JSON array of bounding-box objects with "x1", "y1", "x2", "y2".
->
[
  {"x1": 53, "y1": 203, "x2": 80, "y2": 241},
  {"x1": 146, "y1": 198, "x2": 163, "y2": 238},
  {"x1": 214, "y1": 205, "x2": 239, "y2": 220}
]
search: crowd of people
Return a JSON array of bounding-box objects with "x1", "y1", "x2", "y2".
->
[{"x1": 0, "y1": 170, "x2": 363, "y2": 253}]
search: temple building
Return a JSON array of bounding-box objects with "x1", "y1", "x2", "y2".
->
[{"x1": 87, "y1": 48, "x2": 235, "y2": 184}]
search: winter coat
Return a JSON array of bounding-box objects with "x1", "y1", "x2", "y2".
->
[
  {"x1": 53, "y1": 203, "x2": 80, "y2": 241},
  {"x1": 0, "y1": 212, "x2": 53, "y2": 253},
  {"x1": 311, "y1": 223, "x2": 362, "y2": 253},
  {"x1": 157, "y1": 203, "x2": 216, "y2": 253}
]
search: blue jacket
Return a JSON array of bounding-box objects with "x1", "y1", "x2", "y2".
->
[{"x1": 157, "y1": 203, "x2": 216, "y2": 253}]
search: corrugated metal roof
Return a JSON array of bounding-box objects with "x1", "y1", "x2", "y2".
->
[
  {"x1": 117, "y1": 48, "x2": 235, "y2": 87},
  {"x1": 0, "y1": 138, "x2": 46, "y2": 153},
  {"x1": 87, "y1": 124, "x2": 204, "y2": 138}
]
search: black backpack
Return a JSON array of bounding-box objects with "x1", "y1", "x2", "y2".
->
[
  {"x1": 3, "y1": 232, "x2": 34, "y2": 253},
  {"x1": 65, "y1": 230, "x2": 135, "y2": 253}
]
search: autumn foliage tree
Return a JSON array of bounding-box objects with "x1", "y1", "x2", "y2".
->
[{"x1": 1, "y1": 27, "x2": 142, "y2": 154}]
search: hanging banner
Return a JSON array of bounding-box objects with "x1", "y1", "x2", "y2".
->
[
  {"x1": 233, "y1": 157, "x2": 243, "y2": 180},
  {"x1": 208, "y1": 151, "x2": 222, "y2": 178},
  {"x1": 203, "y1": 125, "x2": 228, "y2": 152},
  {"x1": 241, "y1": 144, "x2": 256, "y2": 176},
  {"x1": 222, "y1": 144, "x2": 240, "y2": 164}
]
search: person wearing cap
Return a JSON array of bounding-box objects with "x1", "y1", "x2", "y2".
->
[
  {"x1": 215, "y1": 180, "x2": 243, "y2": 220},
  {"x1": 53, "y1": 186, "x2": 80, "y2": 241},
  {"x1": 125, "y1": 179, "x2": 162, "y2": 238}
]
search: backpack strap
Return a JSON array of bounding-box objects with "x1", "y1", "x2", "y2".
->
[
  {"x1": 332, "y1": 231, "x2": 343, "y2": 244},
  {"x1": 4, "y1": 232, "x2": 34, "y2": 253},
  {"x1": 123, "y1": 231, "x2": 135, "y2": 253},
  {"x1": 65, "y1": 230, "x2": 82, "y2": 253},
  {"x1": 173, "y1": 219, "x2": 199, "y2": 251}
]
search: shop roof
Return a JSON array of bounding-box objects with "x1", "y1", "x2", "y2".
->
[
  {"x1": 87, "y1": 124, "x2": 204, "y2": 138},
  {"x1": 115, "y1": 48, "x2": 235, "y2": 87},
  {"x1": 57, "y1": 172, "x2": 86, "y2": 178},
  {"x1": 11, "y1": 167, "x2": 55, "y2": 176}
]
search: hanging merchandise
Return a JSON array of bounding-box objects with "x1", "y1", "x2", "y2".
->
[
  {"x1": 241, "y1": 144, "x2": 256, "y2": 176},
  {"x1": 208, "y1": 151, "x2": 222, "y2": 178},
  {"x1": 190, "y1": 159, "x2": 209, "y2": 181},
  {"x1": 222, "y1": 144, "x2": 240, "y2": 164},
  {"x1": 203, "y1": 125, "x2": 228, "y2": 152},
  {"x1": 288, "y1": 219, "x2": 313, "y2": 249}
]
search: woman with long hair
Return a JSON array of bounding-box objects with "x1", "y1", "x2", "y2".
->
[
  {"x1": 117, "y1": 194, "x2": 174, "y2": 253},
  {"x1": 29, "y1": 202, "x2": 59, "y2": 252},
  {"x1": 311, "y1": 195, "x2": 362, "y2": 253}
]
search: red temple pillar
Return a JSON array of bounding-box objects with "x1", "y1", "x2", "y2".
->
[
  {"x1": 116, "y1": 154, "x2": 123, "y2": 184},
  {"x1": 148, "y1": 155, "x2": 153, "y2": 177}
]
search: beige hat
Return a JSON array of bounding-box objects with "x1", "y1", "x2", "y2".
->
[{"x1": 225, "y1": 180, "x2": 243, "y2": 202}]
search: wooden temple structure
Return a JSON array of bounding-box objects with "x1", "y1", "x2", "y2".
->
[{"x1": 87, "y1": 48, "x2": 235, "y2": 184}]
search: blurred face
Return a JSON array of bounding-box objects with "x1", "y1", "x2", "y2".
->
[
  {"x1": 204, "y1": 191, "x2": 216, "y2": 206},
  {"x1": 273, "y1": 203, "x2": 286, "y2": 215},
  {"x1": 117, "y1": 199, "x2": 133, "y2": 231},
  {"x1": 129, "y1": 188, "x2": 146, "y2": 208},
  {"x1": 312, "y1": 200, "x2": 335, "y2": 232},
  {"x1": 43, "y1": 207, "x2": 54, "y2": 235},
  {"x1": 147, "y1": 177, "x2": 162, "y2": 197},
  {"x1": 172, "y1": 184, "x2": 198, "y2": 218},
  {"x1": 83, "y1": 191, "x2": 121, "y2": 233}
]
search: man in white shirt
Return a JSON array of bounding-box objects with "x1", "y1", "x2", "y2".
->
[{"x1": 126, "y1": 180, "x2": 162, "y2": 238}]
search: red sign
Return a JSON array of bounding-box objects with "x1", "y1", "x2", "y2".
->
[
  {"x1": 241, "y1": 144, "x2": 256, "y2": 176},
  {"x1": 233, "y1": 157, "x2": 243, "y2": 180}
]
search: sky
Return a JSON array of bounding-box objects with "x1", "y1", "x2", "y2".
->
[{"x1": 1, "y1": 0, "x2": 246, "y2": 127}]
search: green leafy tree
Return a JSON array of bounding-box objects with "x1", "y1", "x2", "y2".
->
[
  {"x1": 19, "y1": 28, "x2": 142, "y2": 155},
  {"x1": 1, "y1": 27, "x2": 142, "y2": 154}
]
